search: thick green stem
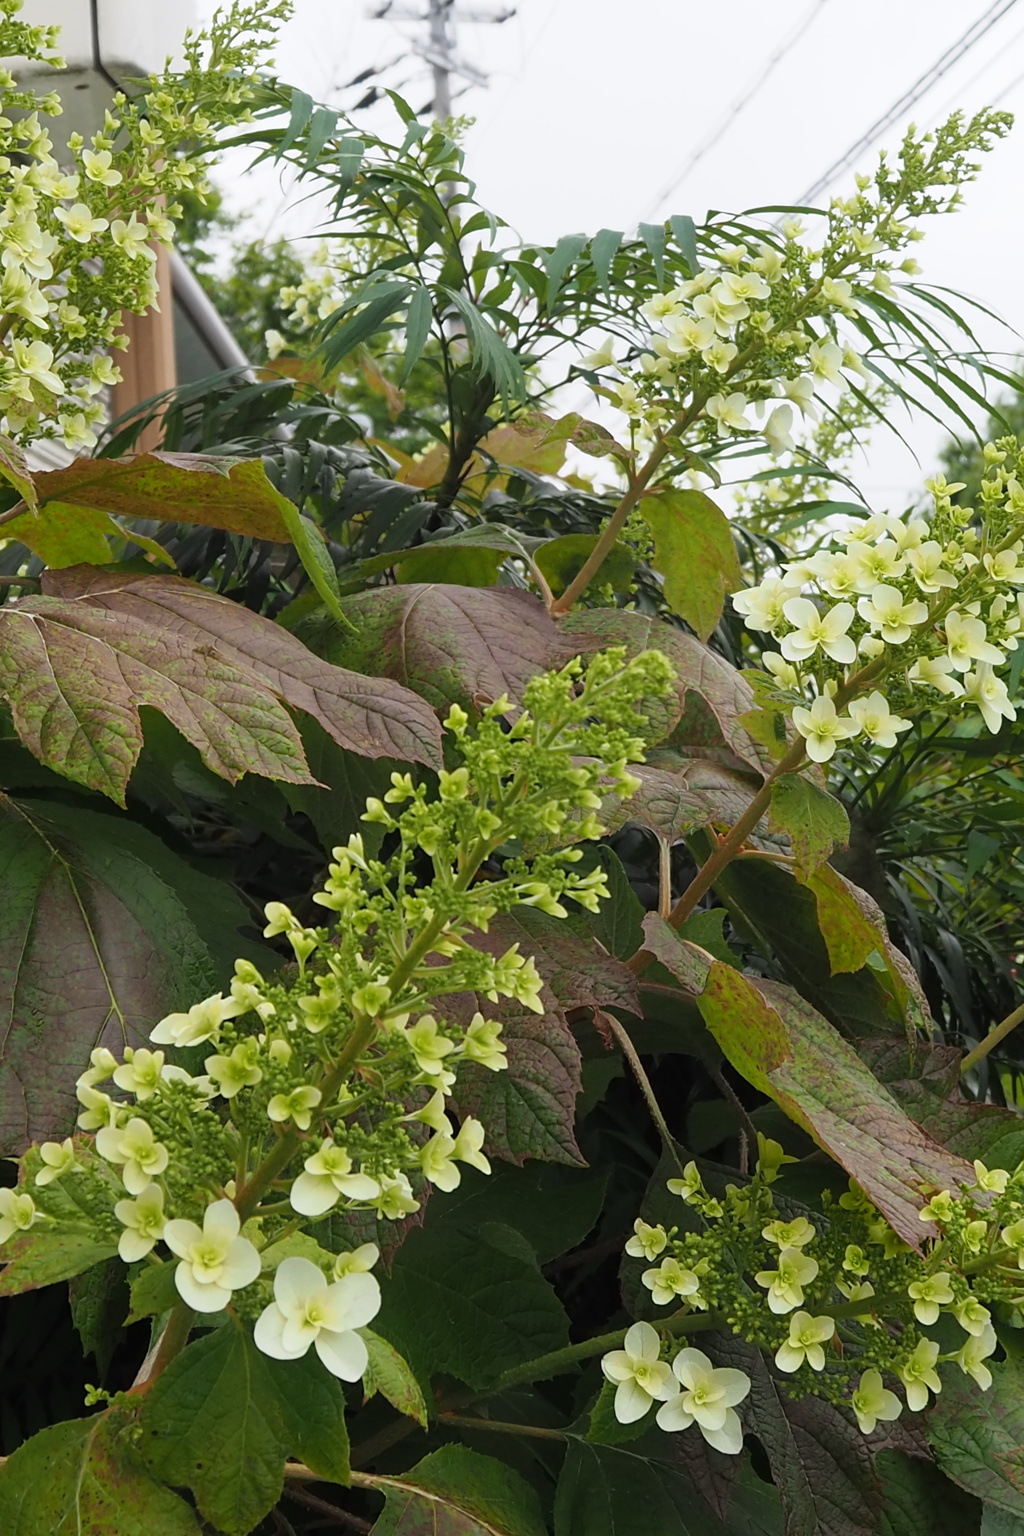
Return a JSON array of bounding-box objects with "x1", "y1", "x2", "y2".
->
[
  {"x1": 491, "y1": 1308, "x2": 726, "y2": 1393},
  {"x1": 549, "y1": 445, "x2": 669, "y2": 616},
  {"x1": 961, "y1": 1000, "x2": 1024, "y2": 1077},
  {"x1": 437, "y1": 1414, "x2": 567, "y2": 1441}
]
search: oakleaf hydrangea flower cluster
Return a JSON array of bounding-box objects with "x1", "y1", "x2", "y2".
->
[
  {"x1": 0, "y1": 0, "x2": 289, "y2": 449},
  {"x1": 0, "y1": 647, "x2": 674, "y2": 1384},
  {"x1": 603, "y1": 1136, "x2": 1024, "y2": 1449},
  {"x1": 732, "y1": 454, "x2": 1024, "y2": 760},
  {"x1": 579, "y1": 111, "x2": 1007, "y2": 464}
]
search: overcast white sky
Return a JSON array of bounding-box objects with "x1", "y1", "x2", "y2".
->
[{"x1": 197, "y1": 0, "x2": 1024, "y2": 508}]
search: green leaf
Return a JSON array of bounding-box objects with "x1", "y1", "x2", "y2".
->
[
  {"x1": 639, "y1": 488, "x2": 742, "y2": 642},
  {"x1": 669, "y1": 215, "x2": 701, "y2": 275},
  {"x1": 3, "y1": 501, "x2": 115, "y2": 566},
  {"x1": 984, "y1": 1507, "x2": 1024, "y2": 1535},
  {"x1": 693, "y1": 955, "x2": 975, "y2": 1248},
  {"x1": 544, "y1": 233, "x2": 589, "y2": 308},
  {"x1": 428, "y1": 1161, "x2": 607, "y2": 1264},
  {"x1": 400, "y1": 285, "x2": 434, "y2": 385},
  {"x1": 31, "y1": 452, "x2": 296, "y2": 541},
  {"x1": 303, "y1": 104, "x2": 338, "y2": 169},
  {"x1": 317, "y1": 282, "x2": 413, "y2": 372},
  {"x1": 128, "y1": 1260, "x2": 179, "y2": 1322},
  {"x1": 875, "y1": 1450, "x2": 981, "y2": 1536},
  {"x1": 361, "y1": 1327, "x2": 429, "y2": 1427},
  {"x1": 929, "y1": 1354, "x2": 1024, "y2": 1519},
  {"x1": 575, "y1": 846, "x2": 645, "y2": 960},
  {"x1": 0, "y1": 433, "x2": 36, "y2": 511},
  {"x1": 139, "y1": 1323, "x2": 287, "y2": 1536},
  {"x1": 0, "y1": 1228, "x2": 117, "y2": 1297},
  {"x1": 483, "y1": 908, "x2": 639, "y2": 1014},
  {"x1": 69, "y1": 1258, "x2": 128, "y2": 1374},
  {"x1": 368, "y1": 1445, "x2": 548, "y2": 1536},
  {"x1": 375, "y1": 1219, "x2": 570, "y2": 1391},
  {"x1": 441, "y1": 288, "x2": 527, "y2": 406},
  {"x1": 863, "y1": 1039, "x2": 1024, "y2": 1169},
  {"x1": 262, "y1": 1348, "x2": 351, "y2": 1484},
  {"x1": 966, "y1": 830, "x2": 1000, "y2": 881},
  {"x1": 0, "y1": 796, "x2": 255, "y2": 1151},
  {"x1": 535, "y1": 534, "x2": 635, "y2": 597},
  {"x1": 280, "y1": 87, "x2": 314, "y2": 153},
  {"x1": 326, "y1": 585, "x2": 580, "y2": 714},
  {"x1": 638, "y1": 221, "x2": 667, "y2": 286},
  {"x1": 599, "y1": 756, "x2": 759, "y2": 844},
  {"x1": 769, "y1": 772, "x2": 850, "y2": 879},
  {"x1": 269, "y1": 492, "x2": 357, "y2": 631},
  {"x1": 0, "y1": 1408, "x2": 202, "y2": 1535},
  {"x1": 284, "y1": 720, "x2": 403, "y2": 858},
  {"x1": 590, "y1": 228, "x2": 624, "y2": 293},
  {"x1": 553, "y1": 1440, "x2": 772, "y2": 1536}
]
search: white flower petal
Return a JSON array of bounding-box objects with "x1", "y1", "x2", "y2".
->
[
  {"x1": 274, "y1": 1256, "x2": 328, "y2": 1312},
  {"x1": 220, "y1": 1236, "x2": 261, "y2": 1291},
  {"x1": 624, "y1": 1320, "x2": 660, "y2": 1363},
  {"x1": 614, "y1": 1378, "x2": 653, "y2": 1424},
  {"x1": 204, "y1": 1199, "x2": 241, "y2": 1243},
  {"x1": 290, "y1": 1172, "x2": 340, "y2": 1217},
  {"x1": 174, "y1": 1262, "x2": 231, "y2": 1314},
  {"x1": 315, "y1": 1327, "x2": 369, "y2": 1381},
  {"x1": 700, "y1": 1408, "x2": 744, "y2": 1455},
  {"x1": 254, "y1": 1302, "x2": 306, "y2": 1360},
  {"x1": 163, "y1": 1218, "x2": 202, "y2": 1260},
  {"x1": 655, "y1": 1393, "x2": 695, "y2": 1433}
]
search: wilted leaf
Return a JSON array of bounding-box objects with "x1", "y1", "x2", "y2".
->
[
  {"x1": 31, "y1": 452, "x2": 295, "y2": 541},
  {"x1": 770, "y1": 773, "x2": 850, "y2": 879},
  {"x1": 367, "y1": 1446, "x2": 548, "y2": 1536},
  {"x1": 639, "y1": 488, "x2": 742, "y2": 641},
  {"x1": 327, "y1": 584, "x2": 583, "y2": 712},
  {"x1": 0, "y1": 795, "x2": 256, "y2": 1150},
  {"x1": 0, "y1": 1408, "x2": 202, "y2": 1535},
  {"x1": 3, "y1": 501, "x2": 117, "y2": 566},
  {"x1": 0, "y1": 433, "x2": 36, "y2": 511},
  {"x1": 694, "y1": 957, "x2": 974, "y2": 1247}
]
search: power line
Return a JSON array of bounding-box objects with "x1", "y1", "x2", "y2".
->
[
  {"x1": 929, "y1": 17, "x2": 1024, "y2": 119},
  {"x1": 794, "y1": 0, "x2": 1021, "y2": 206},
  {"x1": 643, "y1": 0, "x2": 830, "y2": 219},
  {"x1": 367, "y1": 1, "x2": 514, "y2": 120}
]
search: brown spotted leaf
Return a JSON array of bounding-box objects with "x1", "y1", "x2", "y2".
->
[
  {"x1": 693, "y1": 956, "x2": 974, "y2": 1248},
  {"x1": 327, "y1": 584, "x2": 584, "y2": 712},
  {"x1": 928, "y1": 1354, "x2": 1024, "y2": 1519},
  {"x1": 30, "y1": 451, "x2": 294, "y2": 541},
  {"x1": 0, "y1": 1408, "x2": 202, "y2": 1534}
]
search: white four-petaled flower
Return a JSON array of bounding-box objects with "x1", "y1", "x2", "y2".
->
[
  {"x1": 163, "y1": 1199, "x2": 261, "y2": 1313},
  {"x1": 655, "y1": 1348, "x2": 751, "y2": 1454},
  {"x1": 601, "y1": 1322, "x2": 677, "y2": 1423},
  {"x1": 254, "y1": 1255, "x2": 381, "y2": 1379}
]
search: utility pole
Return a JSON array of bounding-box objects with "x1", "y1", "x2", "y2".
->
[{"x1": 367, "y1": 0, "x2": 514, "y2": 120}]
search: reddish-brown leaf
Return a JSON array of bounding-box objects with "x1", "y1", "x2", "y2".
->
[
  {"x1": 45, "y1": 565, "x2": 443, "y2": 773},
  {"x1": 326, "y1": 584, "x2": 584, "y2": 711}
]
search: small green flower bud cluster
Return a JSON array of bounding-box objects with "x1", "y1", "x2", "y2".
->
[
  {"x1": 1, "y1": 647, "x2": 674, "y2": 1386},
  {"x1": 611, "y1": 1139, "x2": 1024, "y2": 1449}
]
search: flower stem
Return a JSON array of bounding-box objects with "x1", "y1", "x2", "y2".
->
[
  {"x1": 960, "y1": 999, "x2": 1024, "y2": 1077},
  {"x1": 598, "y1": 1008, "x2": 684, "y2": 1173},
  {"x1": 128, "y1": 1301, "x2": 196, "y2": 1392},
  {"x1": 436, "y1": 1413, "x2": 567, "y2": 1441},
  {"x1": 491, "y1": 1308, "x2": 726, "y2": 1393}
]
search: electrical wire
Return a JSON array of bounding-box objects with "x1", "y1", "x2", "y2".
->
[
  {"x1": 794, "y1": 0, "x2": 1021, "y2": 206},
  {"x1": 929, "y1": 17, "x2": 1024, "y2": 119},
  {"x1": 642, "y1": 0, "x2": 830, "y2": 219}
]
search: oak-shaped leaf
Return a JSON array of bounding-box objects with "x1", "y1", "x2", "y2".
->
[
  {"x1": 0, "y1": 564, "x2": 442, "y2": 803},
  {"x1": 928, "y1": 1353, "x2": 1024, "y2": 1521},
  {"x1": 325, "y1": 584, "x2": 584, "y2": 712},
  {"x1": 0, "y1": 795, "x2": 258, "y2": 1151}
]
